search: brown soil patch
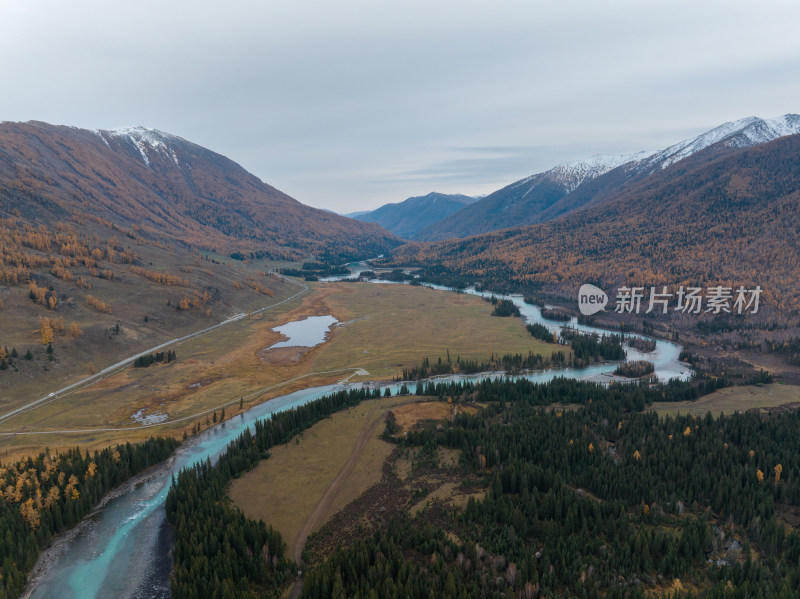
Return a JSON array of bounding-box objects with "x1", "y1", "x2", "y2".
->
[
  {"x1": 390, "y1": 401, "x2": 477, "y2": 434},
  {"x1": 735, "y1": 350, "x2": 800, "y2": 385},
  {"x1": 256, "y1": 346, "x2": 307, "y2": 364}
]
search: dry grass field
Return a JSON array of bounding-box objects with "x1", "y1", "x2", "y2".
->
[
  {"x1": 649, "y1": 383, "x2": 800, "y2": 418},
  {"x1": 0, "y1": 241, "x2": 301, "y2": 412},
  {"x1": 312, "y1": 282, "x2": 560, "y2": 379},
  {"x1": 229, "y1": 395, "x2": 415, "y2": 560},
  {"x1": 229, "y1": 395, "x2": 483, "y2": 563},
  {"x1": 390, "y1": 400, "x2": 478, "y2": 434},
  {"x1": 0, "y1": 281, "x2": 558, "y2": 460}
]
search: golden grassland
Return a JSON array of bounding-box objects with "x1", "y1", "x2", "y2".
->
[
  {"x1": 0, "y1": 281, "x2": 560, "y2": 459},
  {"x1": 0, "y1": 282, "x2": 319, "y2": 460},
  {"x1": 391, "y1": 401, "x2": 477, "y2": 435},
  {"x1": 229, "y1": 395, "x2": 413, "y2": 560},
  {"x1": 650, "y1": 383, "x2": 800, "y2": 418},
  {"x1": 229, "y1": 396, "x2": 480, "y2": 560},
  {"x1": 311, "y1": 282, "x2": 560, "y2": 379}
]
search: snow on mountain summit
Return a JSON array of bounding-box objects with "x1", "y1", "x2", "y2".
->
[
  {"x1": 547, "y1": 151, "x2": 656, "y2": 193},
  {"x1": 509, "y1": 150, "x2": 654, "y2": 197},
  {"x1": 643, "y1": 114, "x2": 800, "y2": 171},
  {"x1": 94, "y1": 126, "x2": 181, "y2": 167},
  {"x1": 514, "y1": 114, "x2": 800, "y2": 196}
]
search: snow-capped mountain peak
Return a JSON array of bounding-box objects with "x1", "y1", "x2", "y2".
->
[
  {"x1": 94, "y1": 126, "x2": 181, "y2": 167},
  {"x1": 511, "y1": 150, "x2": 654, "y2": 197},
  {"x1": 645, "y1": 114, "x2": 800, "y2": 170},
  {"x1": 547, "y1": 151, "x2": 656, "y2": 193},
  {"x1": 513, "y1": 114, "x2": 800, "y2": 197}
]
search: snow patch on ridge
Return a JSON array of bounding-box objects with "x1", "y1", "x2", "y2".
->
[
  {"x1": 513, "y1": 149, "x2": 655, "y2": 198},
  {"x1": 511, "y1": 113, "x2": 799, "y2": 199},
  {"x1": 646, "y1": 114, "x2": 800, "y2": 170},
  {"x1": 548, "y1": 150, "x2": 656, "y2": 193},
  {"x1": 98, "y1": 126, "x2": 182, "y2": 168}
]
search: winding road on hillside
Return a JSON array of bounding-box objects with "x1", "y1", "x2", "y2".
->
[{"x1": 0, "y1": 276, "x2": 309, "y2": 426}]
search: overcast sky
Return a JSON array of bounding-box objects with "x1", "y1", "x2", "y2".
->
[{"x1": 1, "y1": 1, "x2": 799, "y2": 213}]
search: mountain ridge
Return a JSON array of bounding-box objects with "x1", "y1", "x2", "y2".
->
[
  {"x1": 352, "y1": 191, "x2": 476, "y2": 239},
  {"x1": 388, "y1": 132, "x2": 800, "y2": 325},
  {"x1": 416, "y1": 114, "x2": 800, "y2": 241},
  {"x1": 0, "y1": 121, "x2": 400, "y2": 262}
]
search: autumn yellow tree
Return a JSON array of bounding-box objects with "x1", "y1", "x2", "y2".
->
[
  {"x1": 44, "y1": 486, "x2": 61, "y2": 508},
  {"x1": 40, "y1": 316, "x2": 54, "y2": 344},
  {"x1": 774, "y1": 464, "x2": 783, "y2": 483},
  {"x1": 65, "y1": 474, "x2": 80, "y2": 500},
  {"x1": 19, "y1": 498, "x2": 40, "y2": 530},
  {"x1": 71, "y1": 322, "x2": 83, "y2": 337},
  {"x1": 86, "y1": 295, "x2": 111, "y2": 314},
  {"x1": 51, "y1": 316, "x2": 64, "y2": 333}
]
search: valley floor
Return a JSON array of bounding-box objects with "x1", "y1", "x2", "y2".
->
[{"x1": 0, "y1": 281, "x2": 559, "y2": 459}]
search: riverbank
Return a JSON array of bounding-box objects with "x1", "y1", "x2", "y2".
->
[
  {"x1": 20, "y1": 453, "x2": 178, "y2": 599},
  {"x1": 20, "y1": 277, "x2": 690, "y2": 597}
]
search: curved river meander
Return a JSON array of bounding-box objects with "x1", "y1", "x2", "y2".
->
[{"x1": 28, "y1": 273, "x2": 690, "y2": 598}]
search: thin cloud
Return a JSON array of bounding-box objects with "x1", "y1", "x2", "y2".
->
[{"x1": 1, "y1": 0, "x2": 799, "y2": 213}]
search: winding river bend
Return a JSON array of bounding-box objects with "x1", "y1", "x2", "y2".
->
[{"x1": 26, "y1": 279, "x2": 689, "y2": 598}]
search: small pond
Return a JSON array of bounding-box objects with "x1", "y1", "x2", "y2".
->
[{"x1": 268, "y1": 315, "x2": 339, "y2": 349}]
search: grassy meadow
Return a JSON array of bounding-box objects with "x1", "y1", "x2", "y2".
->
[
  {"x1": 0, "y1": 281, "x2": 561, "y2": 458},
  {"x1": 650, "y1": 383, "x2": 800, "y2": 418}
]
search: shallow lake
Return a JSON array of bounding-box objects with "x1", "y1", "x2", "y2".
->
[{"x1": 268, "y1": 315, "x2": 339, "y2": 349}]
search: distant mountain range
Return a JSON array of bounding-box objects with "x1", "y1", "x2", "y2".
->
[
  {"x1": 414, "y1": 114, "x2": 800, "y2": 241},
  {"x1": 389, "y1": 130, "x2": 800, "y2": 324},
  {"x1": 0, "y1": 121, "x2": 400, "y2": 261},
  {"x1": 351, "y1": 192, "x2": 477, "y2": 239}
]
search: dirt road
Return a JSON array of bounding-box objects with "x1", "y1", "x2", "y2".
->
[
  {"x1": 292, "y1": 409, "x2": 387, "y2": 563},
  {"x1": 287, "y1": 409, "x2": 387, "y2": 598}
]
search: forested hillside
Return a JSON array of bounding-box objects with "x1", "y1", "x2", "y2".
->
[
  {"x1": 0, "y1": 437, "x2": 177, "y2": 599},
  {"x1": 0, "y1": 121, "x2": 399, "y2": 261},
  {"x1": 305, "y1": 379, "x2": 800, "y2": 598},
  {"x1": 389, "y1": 134, "x2": 800, "y2": 328},
  {"x1": 165, "y1": 376, "x2": 800, "y2": 598},
  {"x1": 353, "y1": 192, "x2": 476, "y2": 239},
  {"x1": 0, "y1": 213, "x2": 304, "y2": 404}
]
